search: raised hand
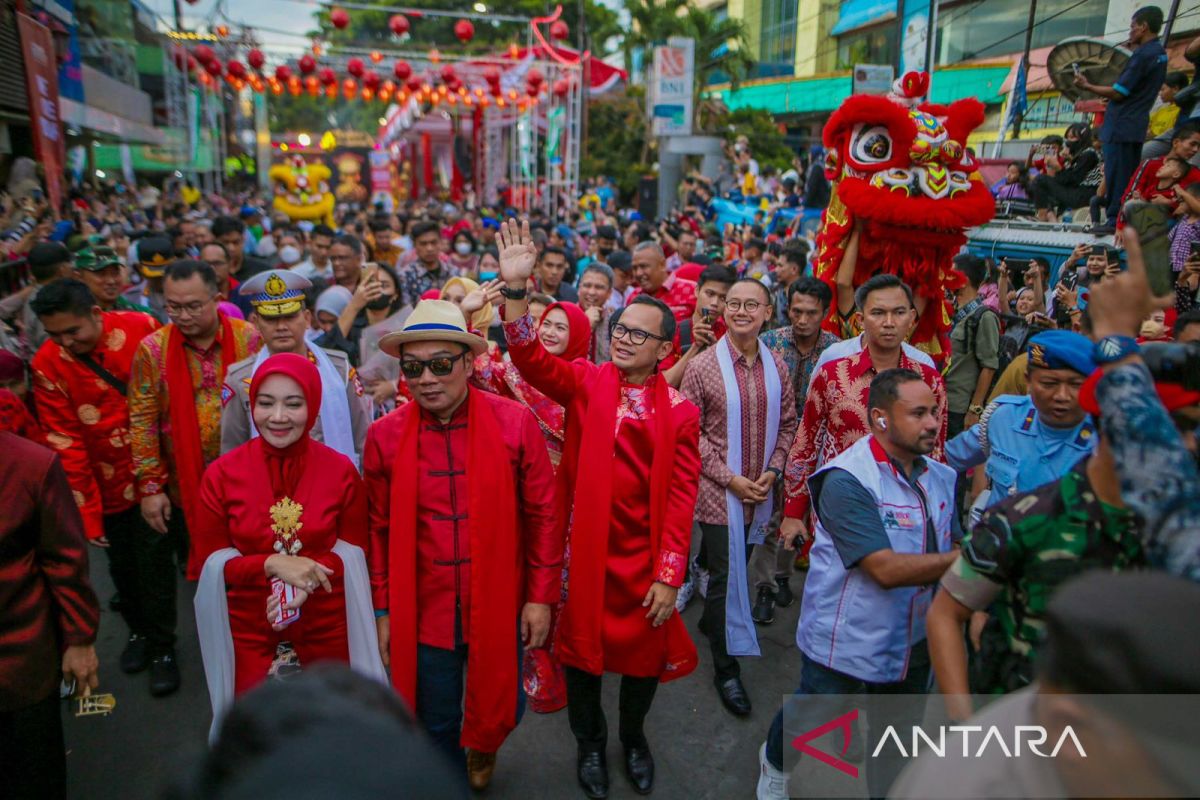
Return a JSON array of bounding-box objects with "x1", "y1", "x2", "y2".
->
[
  {"x1": 497, "y1": 218, "x2": 537, "y2": 286},
  {"x1": 462, "y1": 278, "x2": 505, "y2": 315}
]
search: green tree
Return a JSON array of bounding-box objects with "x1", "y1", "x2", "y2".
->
[
  {"x1": 580, "y1": 88, "x2": 648, "y2": 198},
  {"x1": 716, "y1": 107, "x2": 794, "y2": 172}
]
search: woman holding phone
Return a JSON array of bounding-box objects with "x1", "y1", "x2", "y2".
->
[{"x1": 192, "y1": 353, "x2": 383, "y2": 727}]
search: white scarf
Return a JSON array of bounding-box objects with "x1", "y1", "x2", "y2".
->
[
  {"x1": 250, "y1": 342, "x2": 357, "y2": 467},
  {"x1": 194, "y1": 540, "x2": 387, "y2": 740},
  {"x1": 717, "y1": 336, "x2": 781, "y2": 658}
]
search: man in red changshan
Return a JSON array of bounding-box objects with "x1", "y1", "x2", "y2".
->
[
  {"x1": 363, "y1": 299, "x2": 561, "y2": 792},
  {"x1": 0, "y1": 432, "x2": 100, "y2": 800},
  {"x1": 498, "y1": 219, "x2": 702, "y2": 799}
]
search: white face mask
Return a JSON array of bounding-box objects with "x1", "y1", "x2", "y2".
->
[
  {"x1": 279, "y1": 245, "x2": 302, "y2": 265},
  {"x1": 455, "y1": 242, "x2": 473, "y2": 256}
]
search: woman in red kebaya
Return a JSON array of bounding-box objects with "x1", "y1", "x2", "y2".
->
[{"x1": 192, "y1": 353, "x2": 383, "y2": 727}]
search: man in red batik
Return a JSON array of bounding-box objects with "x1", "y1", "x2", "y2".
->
[
  {"x1": 363, "y1": 299, "x2": 561, "y2": 792},
  {"x1": 498, "y1": 219, "x2": 701, "y2": 800},
  {"x1": 780, "y1": 274, "x2": 948, "y2": 548},
  {"x1": 31, "y1": 280, "x2": 160, "y2": 682},
  {"x1": 627, "y1": 241, "x2": 697, "y2": 322}
]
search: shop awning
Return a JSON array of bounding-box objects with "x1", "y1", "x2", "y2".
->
[
  {"x1": 60, "y1": 97, "x2": 166, "y2": 145},
  {"x1": 830, "y1": 0, "x2": 897, "y2": 37}
]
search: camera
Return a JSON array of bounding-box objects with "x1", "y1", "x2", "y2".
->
[{"x1": 1142, "y1": 342, "x2": 1200, "y2": 391}]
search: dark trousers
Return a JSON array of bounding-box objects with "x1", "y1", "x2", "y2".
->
[
  {"x1": 1103, "y1": 140, "x2": 1144, "y2": 222},
  {"x1": 415, "y1": 641, "x2": 526, "y2": 773},
  {"x1": 0, "y1": 691, "x2": 65, "y2": 800},
  {"x1": 698, "y1": 522, "x2": 753, "y2": 681},
  {"x1": 104, "y1": 507, "x2": 146, "y2": 636},
  {"x1": 1031, "y1": 173, "x2": 1095, "y2": 213},
  {"x1": 564, "y1": 666, "x2": 658, "y2": 751},
  {"x1": 766, "y1": 641, "x2": 932, "y2": 799},
  {"x1": 134, "y1": 509, "x2": 183, "y2": 653}
]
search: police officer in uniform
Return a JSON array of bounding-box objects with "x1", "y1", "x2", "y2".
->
[
  {"x1": 945, "y1": 330, "x2": 1097, "y2": 520},
  {"x1": 123, "y1": 236, "x2": 175, "y2": 323},
  {"x1": 220, "y1": 269, "x2": 370, "y2": 466}
]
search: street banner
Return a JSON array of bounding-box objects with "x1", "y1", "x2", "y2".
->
[
  {"x1": 651, "y1": 37, "x2": 694, "y2": 137},
  {"x1": 899, "y1": 0, "x2": 932, "y2": 76},
  {"x1": 17, "y1": 13, "x2": 65, "y2": 213}
]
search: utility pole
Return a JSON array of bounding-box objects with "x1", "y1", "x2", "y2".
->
[
  {"x1": 1163, "y1": 0, "x2": 1183, "y2": 42},
  {"x1": 173, "y1": 0, "x2": 184, "y2": 31},
  {"x1": 1012, "y1": 0, "x2": 1037, "y2": 139}
]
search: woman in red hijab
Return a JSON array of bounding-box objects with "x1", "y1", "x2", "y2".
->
[{"x1": 192, "y1": 353, "x2": 383, "y2": 727}]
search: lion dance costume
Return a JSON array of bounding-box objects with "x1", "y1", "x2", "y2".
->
[
  {"x1": 814, "y1": 72, "x2": 995, "y2": 361},
  {"x1": 268, "y1": 155, "x2": 336, "y2": 226}
]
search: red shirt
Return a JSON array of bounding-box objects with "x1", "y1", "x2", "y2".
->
[
  {"x1": 783, "y1": 346, "x2": 948, "y2": 521},
  {"x1": 629, "y1": 273, "x2": 698, "y2": 322},
  {"x1": 364, "y1": 392, "x2": 561, "y2": 650},
  {"x1": 32, "y1": 311, "x2": 160, "y2": 540},
  {"x1": 1120, "y1": 158, "x2": 1200, "y2": 219},
  {"x1": 0, "y1": 389, "x2": 41, "y2": 441}
]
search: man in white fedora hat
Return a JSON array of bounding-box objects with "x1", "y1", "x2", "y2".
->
[{"x1": 362, "y1": 299, "x2": 563, "y2": 792}]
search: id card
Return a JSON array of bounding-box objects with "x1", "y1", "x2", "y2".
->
[{"x1": 271, "y1": 578, "x2": 300, "y2": 627}]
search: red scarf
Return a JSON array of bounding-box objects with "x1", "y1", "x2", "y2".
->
[
  {"x1": 555, "y1": 365, "x2": 697, "y2": 681},
  {"x1": 388, "y1": 388, "x2": 521, "y2": 752},
  {"x1": 169, "y1": 313, "x2": 237, "y2": 574}
]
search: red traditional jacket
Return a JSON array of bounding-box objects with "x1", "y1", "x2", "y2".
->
[
  {"x1": 31, "y1": 310, "x2": 160, "y2": 540},
  {"x1": 783, "y1": 346, "x2": 947, "y2": 521},
  {"x1": 363, "y1": 392, "x2": 561, "y2": 650}
]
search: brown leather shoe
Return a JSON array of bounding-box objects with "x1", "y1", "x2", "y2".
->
[{"x1": 466, "y1": 749, "x2": 497, "y2": 791}]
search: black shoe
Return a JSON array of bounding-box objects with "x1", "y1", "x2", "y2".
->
[
  {"x1": 576, "y1": 748, "x2": 609, "y2": 799},
  {"x1": 1091, "y1": 223, "x2": 1115, "y2": 236},
  {"x1": 149, "y1": 651, "x2": 180, "y2": 697},
  {"x1": 120, "y1": 633, "x2": 149, "y2": 674},
  {"x1": 715, "y1": 676, "x2": 752, "y2": 716},
  {"x1": 775, "y1": 577, "x2": 794, "y2": 609},
  {"x1": 751, "y1": 586, "x2": 776, "y2": 625},
  {"x1": 623, "y1": 745, "x2": 654, "y2": 795}
]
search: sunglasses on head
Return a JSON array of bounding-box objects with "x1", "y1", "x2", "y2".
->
[{"x1": 399, "y1": 349, "x2": 469, "y2": 379}]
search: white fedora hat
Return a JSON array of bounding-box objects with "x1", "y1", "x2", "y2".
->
[{"x1": 378, "y1": 299, "x2": 488, "y2": 358}]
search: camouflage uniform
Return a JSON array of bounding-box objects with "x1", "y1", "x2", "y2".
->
[{"x1": 939, "y1": 459, "x2": 1145, "y2": 693}]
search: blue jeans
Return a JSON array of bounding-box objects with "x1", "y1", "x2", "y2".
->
[
  {"x1": 766, "y1": 641, "x2": 931, "y2": 799},
  {"x1": 415, "y1": 641, "x2": 526, "y2": 774}
]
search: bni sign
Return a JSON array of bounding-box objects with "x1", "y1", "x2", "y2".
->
[{"x1": 652, "y1": 37, "x2": 695, "y2": 137}]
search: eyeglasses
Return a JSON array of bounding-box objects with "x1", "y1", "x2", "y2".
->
[
  {"x1": 611, "y1": 323, "x2": 668, "y2": 346},
  {"x1": 725, "y1": 300, "x2": 763, "y2": 313},
  {"x1": 399, "y1": 350, "x2": 469, "y2": 379},
  {"x1": 165, "y1": 297, "x2": 215, "y2": 318}
]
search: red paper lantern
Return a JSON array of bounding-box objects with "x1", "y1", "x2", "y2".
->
[
  {"x1": 274, "y1": 64, "x2": 292, "y2": 82},
  {"x1": 363, "y1": 70, "x2": 381, "y2": 90},
  {"x1": 343, "y1": 80, "x2": 357, "y2": 100},
  {"x1": 388, "y1": 14, "x2": 410, "y2": 36},
  {"x1": 205, "y1": 58, "x2": 223, "y2": 77},
  {"x1": 405, "y1": 75, "x2": 422, "y2": 92},
  {"x1": 318, "y1": 67, "x2": 337, "y2": 86},
  {"x1": 370, "y1": 50, "x2": 384, "y2": 63},
  {"x1": 392, "y1": 60, "x2": 411, "y2": 81},
  {"x1": 226, "y1": 60, "x2": 247, "y2": 79},
  {"x1": 553, "y1": 77, "x2": 569, "y2": 97},
  {"x1": 330, "y1": 7, "x2": 350, "y2": 29},
  {"x1": 187, "y1": 56, "x2": 198, "y2": 73},
  {"x1": 347, "y1": 57, "x2": 365, "y2": 78},
  {"x1": 326, "y1": 84, "x2": 338, "y2": 99},
  {"x1": 484, "y1": 65, "x2": 501, "y2": 86},
  {"x1": 298, "y1": 54, "x2": 316, "y2": 75},
  {"x1": 526, "y1": 82, "x2": 540, "y2": 98},
  {"x1": 454, "y1": 19, "x2": 474, "y2": 43},
  {"x1": 173, "y1": 49, "x2": 187, "y2": 70},
  {"x1": 427, "y1": 48, "x2": 441, "y2": 64},
  {"x1": 550, "y1": 20, "x2": 569, "y2": 41},
  {"x1": 215, "y1": 24, "x2": 229, "y2": 38},
  {"x1": 194, "y1": 45, "x2": 215, "y2": 65},
  {"x1": 305, "y1": 75, "x2": 320, "y2": 94},
  {"x1": 440, "y1": 64, "x2": 456, "y2": 83},
  {"x1": 247, "y1": 49, "x2": 265, "y2": 70},
  {"x1": 526, "y1": 68, "x2": 544, "y2": 87}
]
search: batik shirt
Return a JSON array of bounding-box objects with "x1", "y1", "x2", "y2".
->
[
  {"x1": 783, "y1": 346, "x2": 947, "y2": 520},
  {"x1": 760, "y1": 327, "x2": 840, "y2": 416},
  {"x1": 128, "y1": 321, "x2": 261, "y2": 499}
]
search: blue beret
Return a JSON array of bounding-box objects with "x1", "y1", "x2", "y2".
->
[{"x1": 1027, "y1": 330, "x2": 1096, "y2": 375}]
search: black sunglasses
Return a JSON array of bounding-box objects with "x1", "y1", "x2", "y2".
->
[{"x1": 399, "y1": 349, "x2": 469, "y2": 380}]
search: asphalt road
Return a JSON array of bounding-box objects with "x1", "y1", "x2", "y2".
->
[{"x1": 63, "y1": 554, "x2": 804, "y2": 800}]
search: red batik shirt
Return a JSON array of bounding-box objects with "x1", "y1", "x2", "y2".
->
[
  {"x1": 32, "y1": 311, "x2": 160, "y2": 540},
  {"x1": 628, "y1": 273, "x2": 698, "y2": 322},
  {"x1": 783, "y1": 346, "x2": 947, "y2": 521}
]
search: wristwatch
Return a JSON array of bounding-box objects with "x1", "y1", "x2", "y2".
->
[
  {"x1": 499, "y1": 285, "x2": 527, "y2": 300},
  {"x1": 1092, "y1": 335, "x2": 1139, "y2": 365},
  {"x1": 968, "y1": 404, "x2": 985, "y2": 417}
]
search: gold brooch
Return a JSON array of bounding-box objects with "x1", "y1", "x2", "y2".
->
[{"x1": 270, "y1": 496, "x2": 305, "y2": 555}]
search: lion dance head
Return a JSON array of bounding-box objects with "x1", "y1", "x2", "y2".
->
[
  {"x1": 815, "y1": 71, "x2": 995, "y2": 361},
  {"x1": 269, "y1": 155, "x2": 335, "y2": 226}
]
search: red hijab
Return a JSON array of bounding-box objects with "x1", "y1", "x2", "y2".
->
[
  {"x1": 539, "y1": 301, "x2": 591, "y2": 362},
  {"x1": 249, "y1": 352, "x2": 322, "y2": 498}
]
